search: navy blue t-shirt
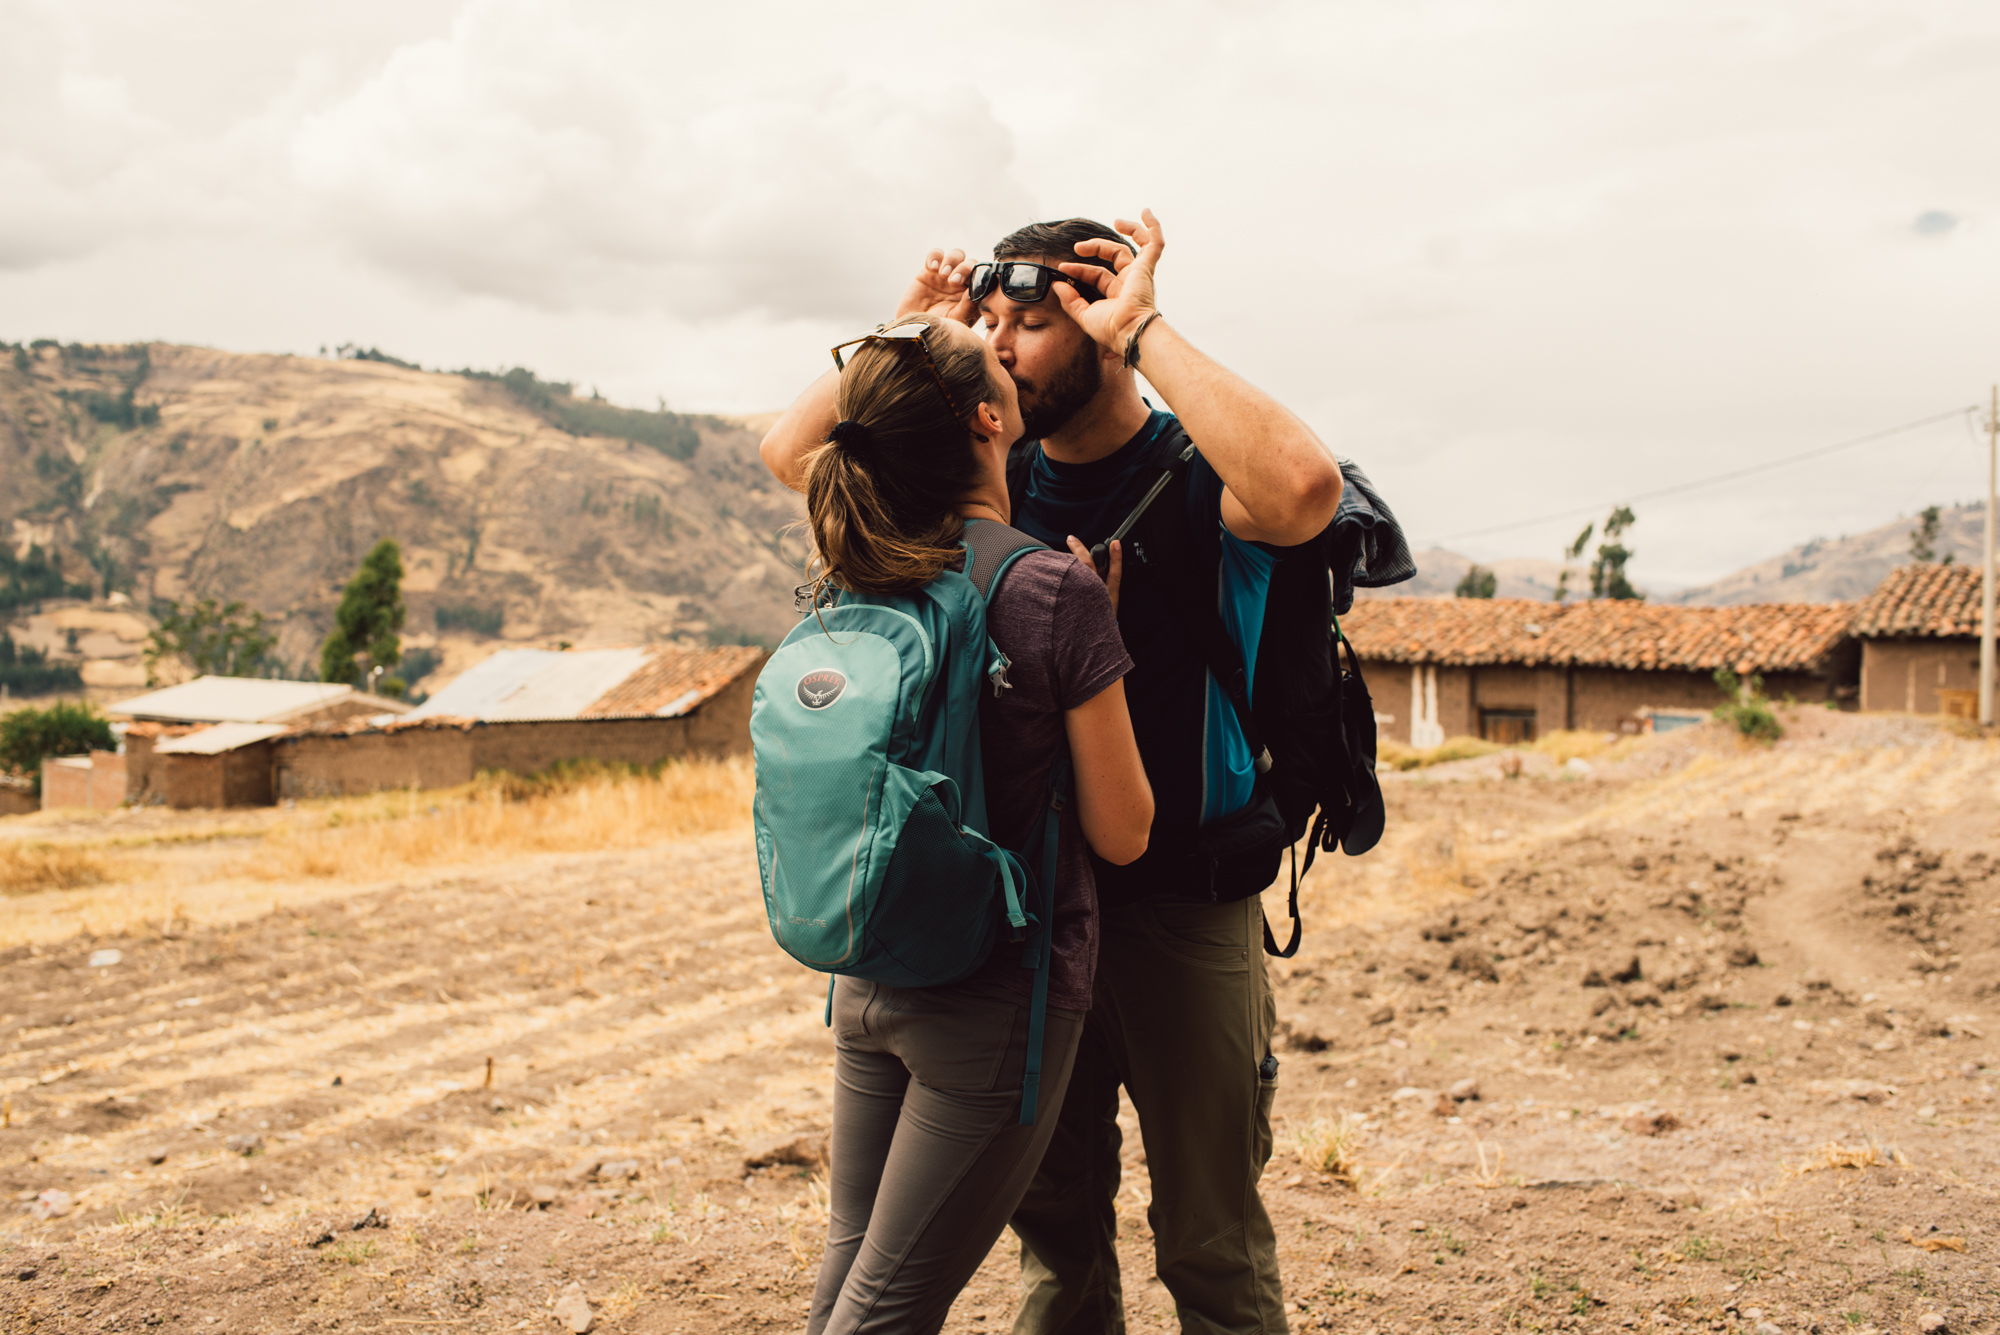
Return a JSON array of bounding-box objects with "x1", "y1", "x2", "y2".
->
[{"x1": 1008, "y1": 410, "x2": 1276, "y2": 906}]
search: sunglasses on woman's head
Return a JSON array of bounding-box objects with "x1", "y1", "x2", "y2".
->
[
  {"x1": 830, "y1": 321, "x2": 965, "y2": 420},
  {"x1": 967, "y1": 260, "x2": 1107, "y2": 305}
]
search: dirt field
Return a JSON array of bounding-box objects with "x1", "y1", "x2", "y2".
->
[{"x1": 4, "y1": 712, "x2": 1997, "y2": 1334}]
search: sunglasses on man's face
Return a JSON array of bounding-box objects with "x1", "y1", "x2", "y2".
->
[
  {"x1": 829, "y1": 321, "x2": 965, "y2": 420},
  {"x1": 967, "y1": 260, "x2": 1106, "y2": 305}
]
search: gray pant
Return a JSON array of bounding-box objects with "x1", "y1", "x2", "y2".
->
[{"x1": 807, "y1": 973, "x2": 1085, "y2": 1335}]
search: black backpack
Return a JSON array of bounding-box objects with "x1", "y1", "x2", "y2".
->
[{"x1": 1008, "y1": 423, "x2": 1395, "y2": 957}]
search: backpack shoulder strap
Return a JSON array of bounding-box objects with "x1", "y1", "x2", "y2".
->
[{"x1": 963, "y1": 518, "x2": 1046, "y2": 601}]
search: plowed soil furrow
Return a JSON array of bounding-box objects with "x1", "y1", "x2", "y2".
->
[{"x1": 4, "y1": 715, "x2": 1999, "y2": 1334}]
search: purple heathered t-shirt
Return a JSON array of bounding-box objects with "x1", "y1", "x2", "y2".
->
[{"x1": 966, "y1": 549, "x2": 1133, "y2": 1012}]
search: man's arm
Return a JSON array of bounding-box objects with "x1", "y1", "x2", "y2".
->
[
  {"x1": 1055, "y1": 211, "x2": 1342, "y2": 547},
  {"x1": 758, "y1": 247, "x2": 977, "y2": 492}
]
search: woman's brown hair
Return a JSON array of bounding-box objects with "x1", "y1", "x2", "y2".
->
[{"x1": 800, "y1": 313, "x2": 999, "y2": 598}]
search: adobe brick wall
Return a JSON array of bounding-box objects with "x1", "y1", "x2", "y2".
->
[
  {"x1": 1859, "y1": 638, "x2": 1982, "y2": 714},
  {"x1": 1364, "y1": 661, "x2": 1414, "y2": 744},
  {"x1": 275, "y1": 729, "x2": 476, "y2": 800},
  {"x1": 39, "y1": 750, "x2": 125, "y2": 810},
  {"x1": 271, "y1": 670, "x2": 760, "y2": 800},
  {"x1": 162, "y1": 753, "x2": 223, "y2": 810},
  {"x1": 160, "y1": 744, "x2": 274, "y2": 809}
]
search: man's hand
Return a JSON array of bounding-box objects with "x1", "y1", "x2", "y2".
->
[
  {"x1": 896, "y1": 247, "x2": 976, "y2": 325},
  {"x1": 1052, "y1": 210, "x2": 1163, "y2": 355},
  {"x1": 1065, "y1": 536, "x2": 1124, "y2": 614}
]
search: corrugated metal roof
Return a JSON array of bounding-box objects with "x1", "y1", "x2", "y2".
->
[
  {"x1": 406, "y1": 644, "x2": 765, "y2": 723},
  {"x1": 1850, "y1": 563, "x2": 1983, "y2": 639},
  {"x1": 154, "y1": 722, "x2": 291, "y2": 754},
  {"x1": 584, "y1": 645, "x2": 767, "y2": 717},
  {"x1": 1342, "y1": 598, "x2": 1853, "y2": 674},
  {"x1": 112, "y1": 676, "x2": 357, "y2": 724},
  {"x1": 407, "y1": 647, "x2": 652, "y2": 722}
]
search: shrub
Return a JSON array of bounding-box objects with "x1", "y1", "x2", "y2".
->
[
  {"x1": 1454, "y1": 564, "x2": 1498, "y2": 598},
  {"x1": 1712, "y1": 668, "x2": 1782, "y2": 743},
  {"x1": 1, "y1": 545, "x2": 93, "y2": 613},
  {"x1": 0, "y1": 701, "x2": 116, "y2": 794},
  {"x1": 435, "y1": 602, "x2": 504, "y2": 636},
  {"x1": 0, "y1": 631, "x2": 83, "y2": 695},
  {"x1": 460, "y1": 365, "x2": 705, "y2": 459}
]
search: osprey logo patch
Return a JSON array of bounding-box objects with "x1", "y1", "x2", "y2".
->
[{"x1": 796, "y1": 670, "x2": 847, "y2": 710}]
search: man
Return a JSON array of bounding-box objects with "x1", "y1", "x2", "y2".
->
[{"x1": 761, "y1": 211, "x2": 1342, "y2": 1335}]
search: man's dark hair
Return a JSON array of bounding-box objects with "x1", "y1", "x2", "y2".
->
[{"x1": 993, "y1": 218, "x2": 1133, "y2": 288}]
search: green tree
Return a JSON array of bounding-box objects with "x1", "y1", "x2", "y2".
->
[
  {"x1": 1553, "y1": 523, "x2": 1593, "y2": 604},
  {"x1": 319, "y1": 539, "x2": 405, "y2": 691},
  {"x1": 0, "y1": 701, "x2": 116, "y2": 794},
  {"x1": 1454, "y1": 564, "x2": 1498, "y2": 599},
  {"x1": 143, "y1": 598, "x2": 279, "y2": 685},
  {"x1": 1589, "y1": 506, "x2": 1641, "y2": 601},
  {"x1": 1908, "y1": 505, "x2": 1953, "y2": 565}
]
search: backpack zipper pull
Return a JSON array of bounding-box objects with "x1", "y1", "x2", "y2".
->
[{"x1": 988, "y1": 646, "x2": 1013, "y2": 697}]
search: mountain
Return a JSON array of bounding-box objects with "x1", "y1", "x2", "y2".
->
[
  {"x1": 2, "y1": 341, "x2": 807, "y2": 697},
  {"x1": 1664, "y1": 504, "x2": 1983, "y2": 606},
  {"x1": 1355, "y1": 547, "x2": 1565, "y2": 601}
]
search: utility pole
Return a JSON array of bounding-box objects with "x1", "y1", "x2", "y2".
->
[{"x1": 1983, "y1": 384, "x2": 1997, "y2": 727}]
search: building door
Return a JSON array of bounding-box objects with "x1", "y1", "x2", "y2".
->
[{"x1": 1481, "y1": 709, "x2": 1536, "y2": 744}]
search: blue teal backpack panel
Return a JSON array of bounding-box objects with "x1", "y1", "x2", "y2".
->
[{"x1": 751, "y1": 571, "x2": 1023, "y2": 990}]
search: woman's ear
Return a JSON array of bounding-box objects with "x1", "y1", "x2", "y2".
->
[{"x1": 972, "y1": 399, "x2": 1004, "y2": 443}]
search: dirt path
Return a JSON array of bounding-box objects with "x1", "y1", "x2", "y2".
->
[{"x1": 4, "y1": 716, "x2": 1997, "y2": 1333}]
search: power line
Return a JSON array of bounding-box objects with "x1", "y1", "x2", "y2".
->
[{"x1": 1436, "y1": 406, "x2": 1978, "y2": 543}]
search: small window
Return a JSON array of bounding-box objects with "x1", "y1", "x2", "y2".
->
[{"x1": 1480, "y1": 709, "x2": 1536, "y2": 744}]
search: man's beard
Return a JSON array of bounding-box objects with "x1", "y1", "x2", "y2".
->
[{"x1": 1017, "y1": 339, "x2": 1103, "y2": 441}]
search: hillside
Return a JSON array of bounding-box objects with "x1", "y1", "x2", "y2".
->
[
  {"x1": 1357, "y1": 546, "x2": 1563, "y2": 601},
  {"x1": 0, "y1": 342, "x2": 807, "y2": 696},
  {"x1": 1366, "y1": 505, "x2": 1982, "y2": 610},
  {"x1": 1665, "y1": 502, "x2": 1983, "y2": 605}
]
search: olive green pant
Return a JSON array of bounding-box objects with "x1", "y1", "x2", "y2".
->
[{"x1": 1007, "y1": 897, "x2": 1286, "y2": 1335}]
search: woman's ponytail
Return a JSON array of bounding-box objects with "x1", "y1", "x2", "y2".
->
[{"x1": 802, "y1": 315, "x2": 998, "y2": 600}]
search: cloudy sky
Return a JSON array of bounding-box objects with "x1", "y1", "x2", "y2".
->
[{"x1": 4, "y1": 0, "x2": 1997, "y2": 589}]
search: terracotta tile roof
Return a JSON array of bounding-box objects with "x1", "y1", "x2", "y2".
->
[
  {"x1": 581, "y1": 644, "x2": 768, "y2": 718},
  {"x1": 1338, "y1": 598, "x2": 1560, "y2": 667},
  {"x1": 1850, "y1": 563, "x2": 1985, "y2": 638},
  {"x1": 1538, "y1": 600, "x2": 1854, "y2": 673},
  {"x1": 1342, "y1": 598, "x2": 1853, "y2": 674}
]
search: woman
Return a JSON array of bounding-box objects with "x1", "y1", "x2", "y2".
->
[{"x1": 786, "y1": 309, "x2": 1153, "y2": 1334}]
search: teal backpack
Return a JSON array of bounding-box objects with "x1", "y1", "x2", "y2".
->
[{"x1": 751, "y1": 519, "x2": 1066, "y2": 1124}]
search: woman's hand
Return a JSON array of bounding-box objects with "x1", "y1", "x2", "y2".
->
[
  {"x1": 896, "y1": 247, "x2": 976, "y2": 325},
  {"x1": 1065, "y1": 536, "x2": 1123, "y2": 614},
  {"x1": 1052, "y1": 209, "x2": 1164, "y2": 355}
]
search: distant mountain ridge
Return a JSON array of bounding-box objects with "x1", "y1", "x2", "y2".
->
[
  {"x1": 1369, "y1": 507, "x2": 1982, "y2": 609},
  {"x1": 1663, "y1": 504, "x2": 1983, "y2": 606}
]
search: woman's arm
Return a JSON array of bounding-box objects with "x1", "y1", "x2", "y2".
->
[
  {"x1": 759, "y1": 370, "x2": 839, "y2": 492},
  {"x1": 758, "y1": 247, "x2": 977, "y2": 492},
  {"x1": 1063, "y1": 679, "x2": 1152, "y2": 865}
]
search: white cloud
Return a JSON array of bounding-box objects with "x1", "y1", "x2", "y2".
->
[
  {"x1": 288, "y1": 0, "x2": 1035, "y2": 320},
  {"x1": 1, "y1": 0, "x2": 1998, "y2": 587}
]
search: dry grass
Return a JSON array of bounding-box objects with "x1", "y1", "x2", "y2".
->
[
  {"x1": 241, "y1": 756, "x2": 754, "y2": 883},
  {"x1": 1377, "y1": 736, "x2": 1504, "y2": 771},
  {"x1": 0, "y1": 841, "x2": 113, "y2": 896},
  {"x1": 1291, "y1": 1113, "x2": 1365, "y2": 1185},
  {"x1": 0, "y1": 757, "x2": 756, "y2": 949}
]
